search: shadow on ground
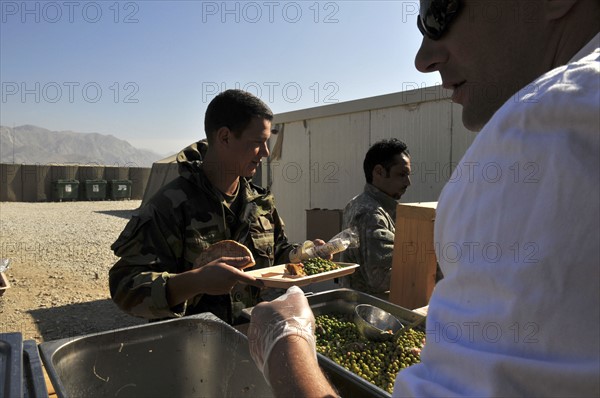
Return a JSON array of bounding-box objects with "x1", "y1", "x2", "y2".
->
[
  {"x1": 28, "y1": 299, "x2": 147, "y2": 342},
  {"x1": 94, "y1": 209, "x2": 139, "y2": 220}
]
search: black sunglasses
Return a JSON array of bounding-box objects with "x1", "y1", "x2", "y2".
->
[{"x1": 417, "y1": 0, "x2": 461, "y2": 40}]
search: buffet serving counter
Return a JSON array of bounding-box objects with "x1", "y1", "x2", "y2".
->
[{"x1": 32, "y1": 289, "x2": 423, "y2": 398}]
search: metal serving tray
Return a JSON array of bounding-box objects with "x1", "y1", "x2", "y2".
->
[
  {"x1": 0, "y1": 333, "x2": 48, "y2": 398},
  {"x1": 241, "y1": 288, "x2": 425, "y2": 398},
  {"x1": 39, "y1": 313, "x2": 273, "y2": 398},
  {"x1": 0, "y1": 332, "x2": 22, "y2": 398},
  {"x1": 306, "y1": 289, "x2": 425, "y2": 398}
]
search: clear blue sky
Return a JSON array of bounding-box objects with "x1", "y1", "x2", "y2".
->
[{"x1": 1, "y1": 1, "x2": 440, "y2": 156}]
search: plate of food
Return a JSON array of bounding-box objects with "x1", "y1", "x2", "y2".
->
[{"x1": 245, "y1": 258, "x2": 359, "y2": 288}]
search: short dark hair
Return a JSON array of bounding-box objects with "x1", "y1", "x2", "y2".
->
[
  {"x1": 204, "y1": 89, "x2": 274, "y2": 143},
  {"x1": 363, "y1": 138, "x2": 410, "y2": 183}
]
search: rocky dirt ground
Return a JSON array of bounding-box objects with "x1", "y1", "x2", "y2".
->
[{"x1": 0, "y1": 200, "x2": 147, "y2": 343}]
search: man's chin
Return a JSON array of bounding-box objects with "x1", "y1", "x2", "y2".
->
[
  {"x1": 462, "y1": 114, "x2": 486, "y2": 132},
  {"x1": 461, "y1": 100, "x2": 501, "y2": 133},
  {"x1": 243, "y1": 168, "x2": 257, "y2": 178},
  {"x1": 394, "y1": 190, "x2": 408, "y2": 200}
]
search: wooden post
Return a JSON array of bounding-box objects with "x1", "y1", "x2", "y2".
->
[{"x1": 389, "y1": 202, "x2": 437, "y2": 309}]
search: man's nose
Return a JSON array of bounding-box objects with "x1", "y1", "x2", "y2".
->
[
  {"x1": 414, "y1": 36, "x2": 447, "y2": 73},
  {"x1": 261, "y1": 141, "x2": 270, "y2": 157}
]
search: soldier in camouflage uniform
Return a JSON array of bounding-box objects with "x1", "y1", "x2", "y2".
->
[
  {"x1": 340, "y1": 139, "x2": 411, "y2": 298},
  {"x1": 109, "y1": 90, "x2": 318, "y2": 325}
]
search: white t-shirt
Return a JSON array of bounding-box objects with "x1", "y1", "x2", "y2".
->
[{"x1": 394, "y1": 35, "x2": 600, "y2": 397}]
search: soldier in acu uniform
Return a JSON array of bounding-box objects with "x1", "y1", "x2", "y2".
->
[
  {"x1": 109, "y1": 89, "x2": 323, "y2": 325},
  {"x1": 340, "y1": 138, "x2": 412, "y2": 298}
]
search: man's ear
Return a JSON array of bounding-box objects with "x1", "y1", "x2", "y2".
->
[
  {"x1": 373, "y1": 164, "x2": 385, "y2": 179},
  {"x1": 215, "y1": 126, "x2": 230, "y2": 146},
  {"x1": 544, "y1": 0, "x2": 577, "y2": 20}
]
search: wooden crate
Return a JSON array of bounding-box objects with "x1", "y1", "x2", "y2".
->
[
  {"x1": 389, "y1": 202, "x2": 437, "y2": 309},
  {"x1": 0, "y1": 272, "x2": 10, "y2": 297},
  {"x1": 43, "y1": 366, "x2": 57, "y2": 398}
]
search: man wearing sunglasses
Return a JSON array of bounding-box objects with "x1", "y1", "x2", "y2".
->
[{"x1": 247, "y1": 1, "x2": 599, "y2": 397}]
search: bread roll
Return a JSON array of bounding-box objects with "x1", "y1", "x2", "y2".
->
[{"x1": 194, "y1": 240, "x2": 256, "y2": 269}]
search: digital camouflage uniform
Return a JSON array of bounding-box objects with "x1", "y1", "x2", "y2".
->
[
  {"x1": 109, "y1": 141, "x2": 295, "y2": 324},
  {"x1": 340, "y1": 183, "x2": 397, "y2": 296}
]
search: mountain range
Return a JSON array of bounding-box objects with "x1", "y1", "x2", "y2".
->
[{"x1": 0, "y1": 125, "x2": 164, "y2": 167}]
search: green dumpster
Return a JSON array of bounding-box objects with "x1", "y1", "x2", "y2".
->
[
  {"x1": 52, "y1": 180, "x2": 79, "y2": 202},
  {"x1": 83, "y1": 180, "x2": 107, "y2": 201},
  {"x1": 108, "y1": 180, "x2": 132, "y2": 200}
]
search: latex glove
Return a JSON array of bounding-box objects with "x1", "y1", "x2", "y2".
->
[{"x1": 247, "y1": 285, "x2": 316, "y2": 385}]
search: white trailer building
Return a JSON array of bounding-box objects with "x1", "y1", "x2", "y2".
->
[{"x1": 262, "y1": 85, "x2": 475, "y2": 243}]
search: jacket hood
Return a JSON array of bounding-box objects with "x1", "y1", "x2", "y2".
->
[{"x1": 176, "y1": 140, "x2": 209, "y2": 183}]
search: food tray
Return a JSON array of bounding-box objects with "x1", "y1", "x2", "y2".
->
[
  {"x1": 308, "y1": 289, "x2": 425, "y2": 398},
  {"x1": 245, "y1": 262, "x2": 359, "y2": 288}
]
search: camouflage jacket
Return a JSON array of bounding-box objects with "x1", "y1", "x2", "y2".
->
[
  {"x1": 340, "y1": 184, "x2": 397, "y2": 295},
  {"x1": 109, "y1": 141, "x2": 295, "y2": 324}
]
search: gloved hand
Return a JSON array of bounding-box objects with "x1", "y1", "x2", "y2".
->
[{"x1": 247, "y1": 285, "x2": 316, "y2": 385}]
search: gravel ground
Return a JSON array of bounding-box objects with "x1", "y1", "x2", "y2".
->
[{"x1": 0, "y1": 200, "x2": 147, "y2": 343}]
